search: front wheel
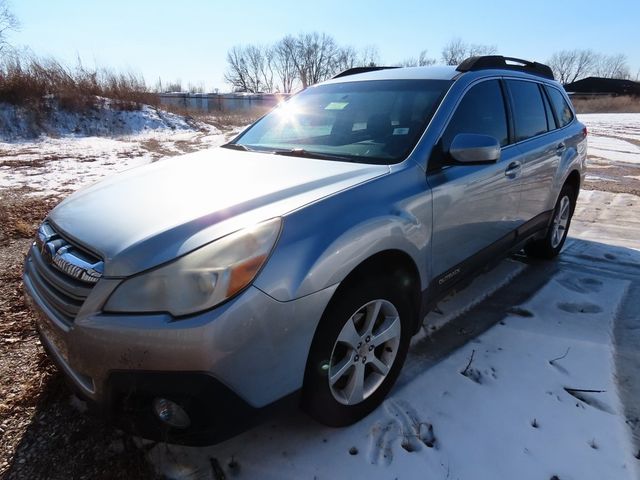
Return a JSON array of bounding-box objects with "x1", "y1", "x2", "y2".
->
[
  {"x1": 525, "y1": 184, "x2": 576, "y2": 259},
  {"x1": 302, "y1": 276, "x2": 412, "y2": 427}
]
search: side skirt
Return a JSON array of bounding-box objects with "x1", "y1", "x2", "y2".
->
[{"x1": 418, "y1": 210, "x2": 552, "y2": 326}]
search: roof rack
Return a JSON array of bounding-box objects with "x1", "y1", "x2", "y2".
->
[
  {"x1": 456, "y1": 56, "x2": 554, "y2": 80},
  {"x1": 332, "y1": 66, "x2": 399, "y2": 79}
]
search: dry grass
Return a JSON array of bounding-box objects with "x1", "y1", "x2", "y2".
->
[
  {"x1": 0, "y1": 191, "x2": 158, "y2": 479},
  {"x1": 158, "y1": 103, "x2": 272, "y2": 132},
  {"x1": 572, "y1": 95, "x2": 640, "y2": 114},
  {"x1": 0, "y1": 192, "x2": 59, "y2": 244},
  {"x1": 0, "y1": 55, "x2": 159, "y2": 113}
]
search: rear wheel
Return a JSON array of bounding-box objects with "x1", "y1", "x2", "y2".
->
[
  {"x1": 302, "y1": 276, "x2": 412, "y2": 426},
  {"x1": 525, "y1": 184, "x2": 576, "y2": 259}
]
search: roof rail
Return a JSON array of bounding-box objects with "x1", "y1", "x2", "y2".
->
[
  {"x1": 456, "y1": 56, "x2": 554, "y2": 80},
  {"x1": 332, "y1": 66, "x2": 399, "y2": 79}
]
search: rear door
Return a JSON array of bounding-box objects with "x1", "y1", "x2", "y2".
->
[
  {"x1": 506, "y1": 79, "x2": 562, "y2": 223},
  {"x1": 427, "y1": 79, "x2": 525, "y2": 284}
]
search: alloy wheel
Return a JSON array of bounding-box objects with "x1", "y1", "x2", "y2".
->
[
  {"x1": 551, "y1": 195, "x2": 571, "y2": 248},
  {"x1": 328, "y1": 299, "x2": 401, "y2": 405}
]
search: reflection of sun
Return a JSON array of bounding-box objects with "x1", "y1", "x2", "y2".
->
[
  {"x1": 274, "y1": 102, "x2": 304, "y2": 137},
  {"x1": 276, "y1": 101, "x2": 301, "y2": 122}
]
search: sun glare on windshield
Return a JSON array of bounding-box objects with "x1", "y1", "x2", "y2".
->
[{"x1": 233, "y1": 79, "x2": 452, "y2": 165}]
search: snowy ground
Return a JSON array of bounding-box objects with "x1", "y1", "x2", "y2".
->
[
  {"x1": 145, "y1": 217, "x2": 640, "y2": 480},
  {"x1": 580, "y1": 113, "x2": 640, "y2": 195},
  {"x1": 1, "y1": 111, "x2": 639, "y2": 479},
  {"x1": 0, "y1": 104, "x2": 237, "y2": 196}
]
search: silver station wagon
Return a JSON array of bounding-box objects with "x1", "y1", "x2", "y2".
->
[{"x1": 24, "y1": 56, "x2": 587, "y2": 444}]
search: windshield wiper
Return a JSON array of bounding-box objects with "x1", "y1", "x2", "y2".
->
[
  {"x1": 272, "y1": 148, "x2": 352, "y2": 161},
  {"x1": 221, "y1": 143, "x2": 253, "y2": 151}
]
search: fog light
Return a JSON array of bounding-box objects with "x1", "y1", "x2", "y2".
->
[{"x1": 153, "y1": 398, "x2": 191, "y2": 429}]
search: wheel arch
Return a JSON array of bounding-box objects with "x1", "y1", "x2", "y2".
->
[
  {"x1": 323, "y1": 249, "x2": 423, "y2": 335},
  {"x1": 564, "y1": 169, "x2": 581, "y2": 196}
]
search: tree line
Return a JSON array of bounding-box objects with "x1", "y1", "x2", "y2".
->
[
  {"x1": 547, "y1": 50, "x2": 631, "y2": 84},
  {"x1": 225, "y1": 33, "x2": 634, "y2": 93},
  {"x1": 224, "y1": 35, "x2": 500, "y2": 93}
]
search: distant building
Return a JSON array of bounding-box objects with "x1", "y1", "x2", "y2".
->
[{"x1": 564, "y1": 77, "x2": 640, "y2": 98}]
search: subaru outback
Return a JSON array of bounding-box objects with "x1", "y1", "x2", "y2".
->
[{"x1": 23, "y1": 56, "x2": 587, "y2": 444}]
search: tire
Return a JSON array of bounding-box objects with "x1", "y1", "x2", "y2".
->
[
  {"x1": 525, "y1": 184, "x2": 576, "y2": 259},
  {"x1": 302, "y1": 275, "x2": 413, "y2": 427}
]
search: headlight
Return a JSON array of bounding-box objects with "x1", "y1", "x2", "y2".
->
[{"x1": 104, "y1": 218, "x2": 281, "y2": 317}]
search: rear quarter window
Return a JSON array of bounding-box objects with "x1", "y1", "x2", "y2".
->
[
  {"x1": 507, "y1": 80, "x2": 548, "y2": 142},
  {"x1": 545, "y1": 86, "x2": 574, "y2": 128}
]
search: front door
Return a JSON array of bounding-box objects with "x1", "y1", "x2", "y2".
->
[{"x1": 427, "y1": 79, "x2": 525, "y2": 287}]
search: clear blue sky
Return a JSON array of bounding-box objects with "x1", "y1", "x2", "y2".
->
[{"x1": 9, "y1": 0, "x2": 640, "y2": 91}]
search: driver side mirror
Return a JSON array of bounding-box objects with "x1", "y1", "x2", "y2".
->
[{"x1": 448, "y1": 133, "x2": 501, "y2": 164}]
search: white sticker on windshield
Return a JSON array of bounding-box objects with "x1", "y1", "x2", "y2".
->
[
  {"x1": 393, "y1": 127, "x2": 409, "y2": 135},
  {"x1": 325, "y1": 102, "x2": 349, "y2": 110}
]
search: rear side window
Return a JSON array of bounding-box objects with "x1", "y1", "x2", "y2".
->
[
  {"x1": 442, "y1": 80, "x2": 508, "y2": 149},
  {"x1": 541, "y1": 88, "x2": 558, "y2": 130},
  {"x1": 545, "y1": 86, "x2": 574, "y2": 127},
  {"x1": 507, "y1": 80, "x2": 548, "y2": 142}
]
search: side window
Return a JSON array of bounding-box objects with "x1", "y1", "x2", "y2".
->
[
  {"x1": 441, "y1": 80, "x2": 508, "y2": 150},
  {"x1": 545, "y1": 86, "x2": 574, "y2": 128},
  {"x1": 541, "y1": 86, "x2": 558, "y2": 131},
  {"x1": 507, "y1": 80, "x2": 548, "y2": 142}
]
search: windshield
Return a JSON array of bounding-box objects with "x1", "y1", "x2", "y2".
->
[{"x1": 231, "y1": 79, "x2": 452, "y2": 164}]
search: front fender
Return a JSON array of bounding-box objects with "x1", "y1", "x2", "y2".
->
[{"x1": 254, "y1": 164, "x2": 432, "y2": 302}]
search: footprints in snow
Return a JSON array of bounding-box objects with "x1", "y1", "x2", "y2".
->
[
  {"x1": 557, "y1": 276, "x2": 603, "y2": 294},
  {"x1": 501, "y1": 276, "x2": 604, "y2": 321},
  {"x1": 557, "y1": 302, "x2": 602, "y2": 314},
  {"x1": 367, "y1": 399, "x2": 437, "y2": 465},
  {"x1": 555, "y1": 275, "x2": 604, "y2": 314}
]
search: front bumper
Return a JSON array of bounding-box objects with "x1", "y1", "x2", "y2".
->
[{"x1": 24, "y1": 254, "x2": 337, "y2": 443}]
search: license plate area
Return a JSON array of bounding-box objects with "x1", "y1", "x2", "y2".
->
[{"x1": 32, "y1": 299, "x2": 71, "y2": 364}]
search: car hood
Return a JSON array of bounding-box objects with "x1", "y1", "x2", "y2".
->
[{"x1": 49, "y1": 148, "x2": 389, "y2": 277}]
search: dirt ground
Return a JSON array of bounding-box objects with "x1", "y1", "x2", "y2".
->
[{"x1": 0, "y1": 190, "x2": 159, "y2": 479}]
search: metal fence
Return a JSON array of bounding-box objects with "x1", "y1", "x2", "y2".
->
[{"x1": 159, "y1": 93, "x2": 290, "y2": 112}]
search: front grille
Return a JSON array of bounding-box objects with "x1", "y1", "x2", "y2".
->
[{"x1": 25, "y1": 223, "x2": 102, "y2": 324}]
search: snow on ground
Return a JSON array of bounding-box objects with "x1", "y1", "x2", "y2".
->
[
  {"x1": 580, "y1": 113, "x2": 640, "y2": 166},
  {"x1": 572, "y1": 190, "x2": 640, "y2": 250},
  {"x1": 0, "y1": 101, "x2": 194, "y2": 140},
  {"x1": 587, "y1": 135, "x2": 640, "y2": 164},
  {"x1": 0, "y1": 105, "x2": 236, "y2": 196},
  {"x1": 580, "y1": 113, "x2": 640, "y2": 143},
  {"x1": 147, "y1": 220, "x2": 640, "y2": 479}
]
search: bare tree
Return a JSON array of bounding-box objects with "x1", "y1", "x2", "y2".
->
[
  {"x1": 333, "y1": 45, "x2": 359, "y2": 73},
  {"x1": 273, "y1": 36, "x2": 298, "y2": 93},
  {"x1": 0, "y1": 0, "x2": 18, "y2": 54},
  {"x1": 224, "y1": 44, "x2": 274, "y2": 93},
  {"x1": 333, "y1": 45, "x2": 380, "y2": 73},
  {"x1": 399, "y1": 49, "x2": 436, "y2": 67},
  {"x1": 244, "y1": 44, "x2": 272, "y2": 92},
  {"x1": 593, "y1": 53, "x2": 630, "y2": 79},
  {"x1": 358, "y1": 45, "x2": 380, "y2": 67},
  {"x1": 441, "y1": 38, "x2": 496, "y2": 65},
  {"x1": 293, "y1": 32, "x2": 340, "y2": 88},
  {"x1": 548, "y1": 49, "x2": 598, "y2": 84},
  {"x1": 224, "y1": 45, "x2": 251, "y2": 92}
]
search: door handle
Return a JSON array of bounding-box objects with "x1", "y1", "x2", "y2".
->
[
  {"x1": 505, "y1": 161, "x2": 521, "y2": 178},
  {"x1": 556, "y1": 142, "x2": 566, "y2": 154}
]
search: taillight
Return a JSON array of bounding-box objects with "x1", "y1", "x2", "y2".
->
[{"x1": 582, "y1": 126, "x2": 588, "y2": 138}]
